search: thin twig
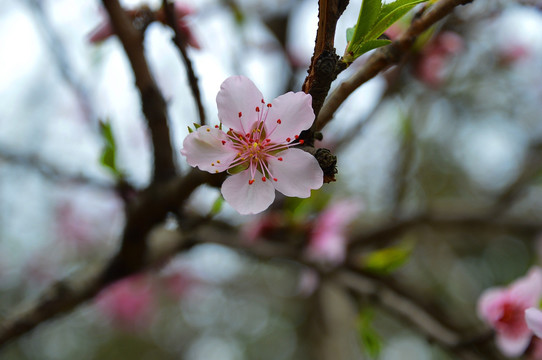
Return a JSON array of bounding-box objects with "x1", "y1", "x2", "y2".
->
[
  {"x1": 162, "y1": 0, "x2": 206, "y2": 126},
  {"x1": 316, "y1": 0, "x2": 474, "y2": 131},
  {"x1": 102, "y1": 0, "x2": 176, "y2": 182}
]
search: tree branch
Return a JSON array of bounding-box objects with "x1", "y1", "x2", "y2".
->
[
  {"x1": 316, "y1": 0, "x2": 474, "y2": 131},
  {"x1": 102, "y1": 0, "x2": 176, "y2": 182},
  {"x1": 161, "y1": 0, "x2": 206, "y2": 126}
]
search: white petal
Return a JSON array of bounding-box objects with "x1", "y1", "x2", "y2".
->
[
  {"x1": 181, "y1": 126, "x2": 237, "y2": 173},
  {"x1": 264, "y1": 92, "x2": 314, "y2": 144},
  {"x1": 526, "y1": 308, "x2": 542, "y2": 338},
  {"x1": 267, "y1": 148, "x2": 323, "y2": 198},
  {"x1": 216, "y1": 76, "x2": 264, "y2": 134},
  {"x1": 221, "y1": 170, "x2": 275, "y2": 215}
]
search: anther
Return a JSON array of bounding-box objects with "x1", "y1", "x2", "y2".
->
[
  {"x1": 211, "y1": 163, "x2": 215, "y2": 166},
  {"x1": 222, "y1": 140, "x2": 226, "y2": 145},
  {"x1": 266, "y1": 139, "x2": 271, "y2": 142},
  {"x1": 206, "y1": 128, "x2": 211, "y2": 132},
  {"x1": 238, "y1": 112, "x2": 242, "y2": 118},
  {"x1": 262, "y1": 177, "x2": 266, "y2": 182},
  {"x1": 299, "y1": 140, "x2": 305, "y2": 144},
  {"x1": 215, "y1": 170, "x2": 219, "y2": 173},
  {"x1": 267, "y1": 103, "x2": 272, "y2": 108},
  {"x1": 286, "y1": 137, "x2": 291, "y2": 142},
  {"x1": 255, "y1": 107, "x2": 260, "y2": 112},
  {"x1": 294, "y1": 135, "x2": 299, "y2": 139},
  {"x1": 217, "y1": 160, "x2": 221, "y2": 164},
  {"x1": 248, "y1": 179, "x2": 255, "y2": 185},
  {"x1": 277, "y1": 119, "x2": 281, "y2": 124},
  {"x1": 215, "y1": 125, "x2": 219, "y2": 128},
  {"x1": 273, "y1": 178, "x2": 278, "y2": 182},
  {"x1": 278, "y1": 157, "x2": 283, "y2": 161},
  {"x1": 261, "y1": 99, "x2": 265, "y2": 104}
]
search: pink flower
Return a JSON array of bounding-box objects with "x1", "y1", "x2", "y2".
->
[
  {"x1": 96, "y1": 276, "x2": 155, "y2": 331},
  {"x1": 477, "y1": 267, "x2": 542, "y2": 357},
  {"x1": 526, "y1": 308, "x2": 542, "y2": 339},
  {"x1": 415, "y1": 31, "x2": 463, "y2": 87},
  {"x1": 181, "y1": 76, "x2": 323, "y2": 215},
  {"x1": 305, "y1": 200, "x2": 361, "y2": 265}
]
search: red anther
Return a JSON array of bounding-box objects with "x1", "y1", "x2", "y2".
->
[
  {"x1": 286, "y1": 137, "x2": 291, "y2": 142},
  {"x1": 277, "y1": 119, "x2": 281, "y2": 124},
  {"x1": 299, "y1": 140, "x2": 305, "y2": 145},
  {"x1": 278, "y1": 157, "x2": 283, "y2": 161},
  {"x1": 261, "y1": 99, "x2": 265, "y2": 104},
  {"x1": 255, "y1": 107, "x2": 260, "y2": 112},
  {"x1": 294, "y1": 135, "x2": 299, "y2": 139},
  {"x1": 267, "y1": 103, "x2": 272, "y2": 108},
  {"x1": 222, "y1": 140, "x2": 226, "y2": 145},
  {"x1": 266, "y1": 139, "x2": 271, "y2": 142},
  {"x1": 246, "y1": 133, "x2": 250, "y2": 137},
  {"x1": 262, "y1": 177, "x2": 266, "y2": 182},
  {"x1": 215, "y1": 125, "x2": 219, "y2": 128},
  {"x1": 249, "y1": 179, "x2": 255, "y2": 185},
  {"x1": 273, "y1": 178, "x2": 278, "y2": 182},
  {"x1": 238, "y1": 112, "x2": 242, "y2": 118}
]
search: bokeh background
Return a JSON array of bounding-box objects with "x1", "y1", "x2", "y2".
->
[{"x1": 1, "y1": 0, "x2": 542, "y2": 358}]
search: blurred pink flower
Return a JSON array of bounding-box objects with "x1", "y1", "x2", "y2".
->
[
  {"x1": 415, "y1": 31, "x2": 463, "y2": 87},
  {"x1": 89, "y1": 2, "x2": 200, "y2": 49},
  {"x1": 181, "y1": 75, "x2": 323, "y2": 214},
  {"x1": 305, "y1": 200, "x2": 362, "y2": 265},
  {"x1": 241, "y1": 212, "x2": 285, "y2": 243},
  {"x1": 96, "y1": 276, "x2": 155, "y2": 331},
  {"x1": 477, "y1": 267, "x2": 542, "y2": 357}
]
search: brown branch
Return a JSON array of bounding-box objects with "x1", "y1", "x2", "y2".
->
[
  {"x1": 102, "y1": 0, "x2": 176, "y2": 182},
  {"x1": 161, "y1": 0, "x2": 206, "y2": 126},
  {"x1": 0, "y1": 169, "x2": 222, "y2": 348},
  {"x1": 347, "y1": 212, "x2": 542, "y2": 251},
  {"x1": 302, "y1": 0, "x2": 349, "y2": 128},
  {"x1": 338, "y1": 269, "x2": 506, "y2": 360},
  {"x1": 315, "y1": 0, "x2": 474, "y2": 131}
]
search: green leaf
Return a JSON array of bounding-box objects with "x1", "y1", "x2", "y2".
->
[
  {"x1": 346, "y1": 27, "x2": 356, "y2": 43},
  {"x1": 187, "y1": 125, "x2": 194, "y2": 133},
  {"x1": 210, "y1": 195, "x2": 224, "y2": 215},
  {"x1": 358, "y1": 308, "x2": 382, "y2": 359},
  {"x1": 363, "y1": 243, "x2": 413, "y2": 274},
  {"x1": 347, "y1": 39, "x2": 391, "y2": 61},
  {"x1": 349, "y1": 0, "x2": 382, "y2": 45},
  {"x1": 366, "y1": 0, "x2": 426, "y2": 40},
  {"x1": 99, "y1": 120, "x2": 122, "y2": 178},
  {"x1": 193, "y1": 123, "x2": 201, "y2": 129}
]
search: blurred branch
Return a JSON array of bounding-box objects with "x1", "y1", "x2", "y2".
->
[
  {"x1": 101, "y1": 0, "x2": 176, "y2": 182},
  {"x1": 161, "y1": 0, "x2": 206, "y2": 126},
  {"x1": 338, "y1": 269, "x2": 506, "y2": 360},
  {"x1": 0, "y1": 145, "x2": 112, "y2": 190},
  {"x1": 25, "y1": 0, "x2": 95, "y2": 126},
  {"x1": 390, "y1": 115, "x2": 416, "y2": 218},
  {"x1": 316, "y1": 0, "x2": 474, "y2": 131},
  {"x1": 348, "y1": 212, "x2": 542, "y2": 251},
  {"x1": 489, "y1": 141, "x2": 542, "y2": 217}
]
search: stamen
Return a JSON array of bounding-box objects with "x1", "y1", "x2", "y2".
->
[
  {"x1": 261, "y1": 99, "x2": 265, "y2": 104},
  {"x1": 299, "y1": 140, "x2": 305, "y2": 144},
  {"x1": 215, "y1": 125, "x2": 219, "y2": 128},
  {"x1": 211, "y1": 163, "x2": 215, "y2": 166},
  {"x1": 255, "y1": 107, "x2": 260, "y2": 112},
  {"x1": 217, "y1": 160, "x2": 221, "y2": 164},
  {"x1": 286, "y1": 137, "x2": 291, "y2": 142},
  {"x1": 277, "y1": 119, "x2": 281, "y2": 124},
  {"x1": 206, "y1": 128, "x2": 211, "y2": 132},
  {"x1": 222, "y1": 141, "x2": 226, "y2": 145},
  {"x1": 215, "y1": 170, "x2": 219, "y2": 173},
  {"x1": 273, "y1": 178, "x2": 278, "y2": 182},
  {"x1": 267, "y1": 103, "x2": 272, "y2": 108},
  {"x1": 262, "y1": 177, "x2": 266, "y2": 182},
  {"x1": 294, "y1": 135, "x2": 299, "y2": 139},
  {"x1": 266, "y1": 139, "x2": 271, "y2": 142},
  {"x1": 249, "y1": 179, "x2": 255, "y2": 185},
  {"x1": 278, "y1": 157, "x2": 283, "y2": 161},
  {"x1": 238, "y1": 112, "x2": 242, "y2": 118}
]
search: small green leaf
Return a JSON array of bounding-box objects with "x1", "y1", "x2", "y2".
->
[
  {"x1": 346, "y1": 39, "x2": 391, "y2": 61},
  {"x1": 346, "y1": 27, "x2": 356, "y2": 43},
  {"x1": 99, "y1": 120, "x2": 122, "y2": 178},
  {"x1": 187, "y1": 126, "x2": 194, "y2": 133},
  {"x1": 210, "y1": 195, "x2": 224, "y2": 215},
  {"x1": 358, "y1": 308, "x2": 382, "y2": 359},
  {"x1": 352, "y1": 0, "x2": 383, "y2": 44},
  {"x1": 366, "y1": 0, "x2": 426, "y2": 40},
  {"x1": 363, "y1": 243, "x2": 413, "y2": 274},
  {"x1": 193, "y1": 123, "x2": 201, "y2": 129}
]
